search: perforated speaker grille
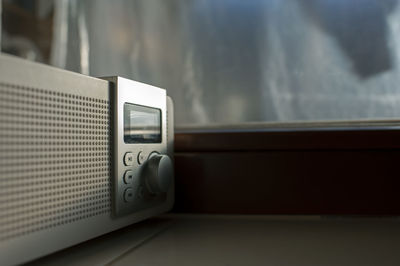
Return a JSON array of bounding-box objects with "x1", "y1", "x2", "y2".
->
[{"x1": 0, "y1": 82, "x2": 111, "y2": 241}]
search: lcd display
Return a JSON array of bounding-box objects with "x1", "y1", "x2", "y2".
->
[{"x1": 124, "y1": 103, "x2": 161, "y2": 143}]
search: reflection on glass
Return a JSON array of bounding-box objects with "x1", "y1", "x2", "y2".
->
[{"x1": 47, "y1": 0, "x2": 400, "y2": 125}]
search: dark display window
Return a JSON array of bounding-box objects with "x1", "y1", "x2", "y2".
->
[{"x1": 124, "y1": 103, "x2": 161, "y2": 143}]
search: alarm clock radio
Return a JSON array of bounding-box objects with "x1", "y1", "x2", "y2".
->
[{"x1": 0, "y1": 54, "x2": 174, "y2": 265}]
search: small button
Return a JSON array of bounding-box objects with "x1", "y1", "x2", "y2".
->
[
  {"x1": 124, "y1": 152, "x2": 134, "y2": 166},
  {"x1": 137, "y1": 151, "x2": 147, "y2": 165},
  {"x1": 124, "y1": 170, "x2": 134, "y2": 184},
  {"x1": 124, "y1": 188, "x2": 134, "y2": 202}
]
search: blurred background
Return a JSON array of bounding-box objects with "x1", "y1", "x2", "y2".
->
[{"x1": 2, "y1": 0, "x2": 400, "y2": 126}]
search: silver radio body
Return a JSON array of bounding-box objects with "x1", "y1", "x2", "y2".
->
[{"x1": 0, "y1": 54, "x2": 174, "y2": 265}]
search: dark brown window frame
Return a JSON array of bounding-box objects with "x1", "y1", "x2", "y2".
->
[{"x1": 173, "y1": 121, "x2": 400, "y2": 215}]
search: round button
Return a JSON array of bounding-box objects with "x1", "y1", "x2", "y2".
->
[
  {"x1": 137, "y1": 151, "x2": 147, "y2": 165},
  {"x1": 124, "y1": 152, "x2": 134, "y2": 166},
  {"x1": 123, "y1": 170, "x2": 134, "y2": 184},
  {"x1": 142, "y1": 154, "x2": 173, "y2": 195},
  {"x1": 123, "y1": 188, "x2": 134, "y2": 202}
]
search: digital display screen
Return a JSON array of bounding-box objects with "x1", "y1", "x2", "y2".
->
[{"x1": 124, "y1": 103, "x2": 161, "y2": 143}]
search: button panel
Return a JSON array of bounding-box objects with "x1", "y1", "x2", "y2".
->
[{"x1": 121, "y1": 150, "x2": 160, "y2": 206}]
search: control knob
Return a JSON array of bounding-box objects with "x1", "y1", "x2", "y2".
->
[{"x1": 143, "y1": 153, "x2": 173, "y2": 195}]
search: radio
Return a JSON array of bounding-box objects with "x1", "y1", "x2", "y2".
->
[{"x1": 0, "y1": 54, "x2": 174, "y2": 265}]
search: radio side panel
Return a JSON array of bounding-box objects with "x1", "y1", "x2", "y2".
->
[
  {"x1": 167, "y1": 96, "x2": 174, "y2": 159},
  {"x1": 0, "y1": 54, "x2": 173, "y2": 265},
  {"x1": 167, "y1": 96, "x2": 175, "y2": 209}
]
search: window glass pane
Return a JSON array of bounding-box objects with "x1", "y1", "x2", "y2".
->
[{"x1": 4, "y1": 0, "x2": 400, "y2": 126}]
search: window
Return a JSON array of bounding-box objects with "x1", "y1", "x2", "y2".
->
[{"x1": 4, "y1": 0, "x2": 400, "y2": 126}]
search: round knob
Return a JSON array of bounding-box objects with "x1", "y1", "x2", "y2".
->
[{"x1": 143, "y1": 153, "x2": 173, "y2": 194}]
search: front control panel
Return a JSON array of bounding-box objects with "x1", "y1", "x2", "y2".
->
[{"x1": 104, "y1": 76, "x2": 173, "y2": 217}]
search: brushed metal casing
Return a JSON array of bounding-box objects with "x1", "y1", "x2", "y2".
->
[{"x1": 0, "y1": 54, "x2": 174, "y2": 265}]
